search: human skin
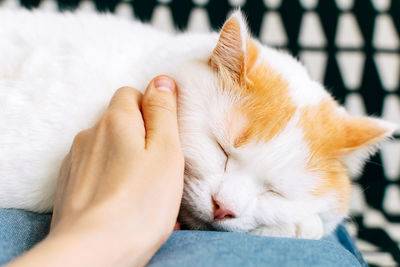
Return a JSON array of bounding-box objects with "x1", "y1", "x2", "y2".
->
[{"x1": 6, "y1": 75, "x2": 184, "y2": 267}]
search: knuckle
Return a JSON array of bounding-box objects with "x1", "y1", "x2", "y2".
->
[
  {"x1": 71, "y1": 129, "x2": 91, "y2": 155},
  {"x1": 72, "y1": 130, "x2": 89, "y2": 147},
  {"x1": 110, "y1": 86, "x2": 142, "y2": 110},
  {"x1": 99, "y1": 110, "x2": 125, "y2": 131},
  {"x1": 144, "y1": 94, "x2": 175, "y2": 114},
  {"x1": 115, "y1": 86, "x2": 141, "y2": 97}
]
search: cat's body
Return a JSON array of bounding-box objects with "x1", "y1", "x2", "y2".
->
[
  {"x1": 0, "y1": 9, "x2": 395, "y2": 239},
  {"x1": 0, "y1": 8, "x2": 215, "y2": 210}
]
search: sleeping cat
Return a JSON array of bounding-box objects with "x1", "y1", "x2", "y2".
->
[{"x1": 0, "y1": 8, "x2": 395, "y2": 240}]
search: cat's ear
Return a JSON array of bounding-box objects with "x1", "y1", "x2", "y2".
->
[
  {"x1": 343, "y1": 117, "x2": 396, "y2": 152},
  {"x1": 209, "y1": 11, "x2": 257, "y2": 84},
  {"x1": 342, "y1": 116, "x2": 397, "y2": 175}
]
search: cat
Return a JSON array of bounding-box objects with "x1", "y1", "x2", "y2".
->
[{"x1": 0, "y1": 8, "x2": 396, "y2": 240}]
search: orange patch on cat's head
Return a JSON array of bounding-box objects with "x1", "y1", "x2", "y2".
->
[
  {"x1": 209, "y1": 20, "x2": 297, "y2": 147},
  {"x1": 232, "y1": 62, "x2": 297, "y2": 147},
  {"x1": 209, "y1": 13, "x2": 297, "y2": 147}
]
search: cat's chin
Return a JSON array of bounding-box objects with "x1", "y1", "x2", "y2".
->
[
  {"x1": 178, "y1": 208, "x2": 239, "y2": 232},
  {"x1": 179, "y1": 217, "x2": 247, "y2": 233},
  {"x1": 179, "y1": 218, "x2": 214, "y2": 231},
  {"x1": 179, "y1": 207, "x2": 324, "y2": 240},
  {"x1": 178, "y1": 206, "x2": 214, "y2": 231},
  {"x1": 178, "y1": 205, "x2": 254, "y2": 233}
]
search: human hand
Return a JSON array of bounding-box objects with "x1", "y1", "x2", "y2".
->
[{"x1": 8, "y1": 76, "x2": 184, "y2": 267}]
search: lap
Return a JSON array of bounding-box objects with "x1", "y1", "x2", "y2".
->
[
  {"x1": 149, "y1": 230, "x2": 362, "y2": 267},
  {"x1": 0, "y1": 209, "x2": 365, "y2": 266},
  {"x1": 0, "y1": 209, "x2": 51, "y2": 264}
]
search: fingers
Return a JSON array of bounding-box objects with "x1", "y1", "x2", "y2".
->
[
  {"x1": 103, "y1": 77, "x2": 180, "y2": 152},
  {"x1": 107, "y1": 86, "x2": 143, "y2": 124},
  {"x1": 142, "y1": 75, "x2": 180, "y2": 150},
  {"x1": 103, "y1": 86, "x2": 146, "y2": 147}
]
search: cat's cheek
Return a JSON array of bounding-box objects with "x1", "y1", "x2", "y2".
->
[{"x1": 295, "y1": 214, "x2": 324, "y2": 240}]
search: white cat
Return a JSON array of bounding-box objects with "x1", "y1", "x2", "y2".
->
[{"x1": 0, "y1": 8, "x2": 395, "y2": 239}]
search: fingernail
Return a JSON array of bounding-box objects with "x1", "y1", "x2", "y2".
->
[{"x1": 154, "y1": 76, "x2": 175, "y2": 93}]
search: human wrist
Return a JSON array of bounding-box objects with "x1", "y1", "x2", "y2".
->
[
  {"x1": 45, "y1": 221, "x2": 149, "y2": 267},
  {"x1": 48, "y1": 201, "x2": 165, "y2": 267}
]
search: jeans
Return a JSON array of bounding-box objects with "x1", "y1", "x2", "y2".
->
[{"x1": 0, "y1": 209, "x2": 367, "y2": 266}]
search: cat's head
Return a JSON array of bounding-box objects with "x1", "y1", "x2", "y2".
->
[{"x1": 174, "y1": 11, "x2": 396, "y2": 238}]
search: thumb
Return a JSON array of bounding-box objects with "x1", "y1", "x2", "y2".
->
[{"x1": 142, "y1": 75, "x2": 180, "y2": 150}]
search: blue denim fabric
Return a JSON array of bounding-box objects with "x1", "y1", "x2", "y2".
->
[{"x1": 0, "y1": 209, "x2": 367, "y2": 266}]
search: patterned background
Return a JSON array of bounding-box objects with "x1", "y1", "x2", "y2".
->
[{"x1": 1, "y1": 0, "x2": 399, "y2": 266}]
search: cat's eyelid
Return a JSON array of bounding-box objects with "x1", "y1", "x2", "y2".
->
[
  {"x1": 264, "y1": 183, "x2": 284, "y2": 197},
  {"x1": 267, "y1": 189, "x2": 283, "y2": 197},
  {"x1": 216, "y1": 141, "x2": 229, "y2": 157},
  {"x1": 216, "y1": 141, "x2": 229, "y2": 171}
]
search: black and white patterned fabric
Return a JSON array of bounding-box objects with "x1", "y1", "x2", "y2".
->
[{"x1": 2, "y1": 0, "x2": 400, "y2": 266}]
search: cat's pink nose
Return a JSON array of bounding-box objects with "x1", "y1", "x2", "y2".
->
[{"x1": 213, "y1": 199, "x2": 236, "y2": 220}]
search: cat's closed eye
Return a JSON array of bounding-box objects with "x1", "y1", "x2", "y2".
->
[
  {"x1": 266, "y1": 189, "x2": 282, "y2": 196},
  {"x1": 264, "y1": 183, "x2": 284, "y2": 197},
  {"x1": 216, "y1": 141, "x2": 229, "y2": 172}
]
